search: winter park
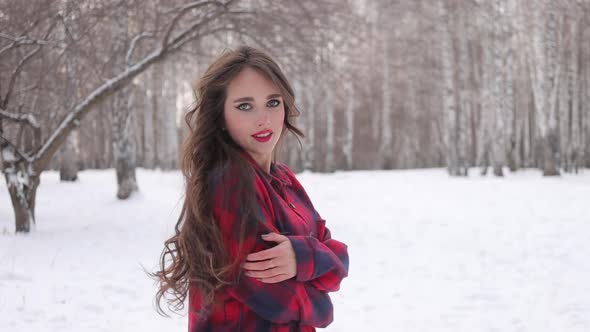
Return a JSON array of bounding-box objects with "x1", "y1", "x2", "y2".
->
[{"x1": 2, "y1": 1, "x2": 590, "y2": 332}]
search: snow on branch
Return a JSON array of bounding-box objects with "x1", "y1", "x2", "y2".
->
[
  {"x1": 0, "y1": 134, "x2": 32, "y2": 163},
  {"x1": 0, "y1": 109, "x2": 40, "y2": 128}
]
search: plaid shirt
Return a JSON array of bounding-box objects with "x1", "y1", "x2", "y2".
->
[{"x1": 188, "y1": 151, "x2": 349, "y2": 331}]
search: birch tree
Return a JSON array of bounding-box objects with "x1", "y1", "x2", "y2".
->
[
  {"x1": 561, "y1": 7, "x2": 584, "y2": 172},
  {"x1": 439, "y1": 0, "x2": 461, "y2": 175},
  {"x1": 378, "y1": 8, "x2": 394, "y2": 169},
  {"x1": 455, "y1": 5, "x2": 473, "y2": 176},
  {"x1": 527, "y1": 0, "x2": 562, "y2": 176},
  {"x1": 491, "y1": 0, "x2": 508, "y2": 176},
  {"x1": 342, "y1": 80, "x2": 355, "y2": 169}
]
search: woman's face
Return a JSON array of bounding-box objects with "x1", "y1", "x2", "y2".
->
[{"x1": 223, "y1": 67, "x2": 285, "y2": 169}]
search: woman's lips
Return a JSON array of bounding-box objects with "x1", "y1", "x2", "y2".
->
[{"x1": 252, "y1": 132, "x2": 273, "y2": 142}]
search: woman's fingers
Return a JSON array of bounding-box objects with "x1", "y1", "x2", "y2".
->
[
  {"x1": 246, "y1": 245, "x2": 280, "y2": 261},
  {"x1": 244, "y1": 266, "x2": 283, "y2": 279},
  {"x1": 242, "y1": 258, "x2": 281, "y2": 271},
  {"x1": 243, "y1": 238, "x2": 297, "y2": 282},
  {"x1": 257, "y1": 274, "x2": 289, "y2": 284}
]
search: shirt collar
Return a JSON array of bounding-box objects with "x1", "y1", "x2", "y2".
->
[{"x1": 239, "y1": 149, "x2": 292, "y2": 187}]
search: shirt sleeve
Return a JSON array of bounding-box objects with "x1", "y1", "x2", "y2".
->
[
  {"x1": 288, "y1": 220, "x2": 349, "y2": 292},
  {"x1": 209, "y1": 170, "x2": 334, "y2": 328},
  {"x1": 281, "y1": 167, "x2": 349, "y2": 292}
]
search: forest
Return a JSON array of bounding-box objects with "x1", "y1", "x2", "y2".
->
[{"x1": 1, "y1": 0, "x2": 589, "y2": 232}]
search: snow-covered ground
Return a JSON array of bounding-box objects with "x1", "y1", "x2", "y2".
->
[{"x1": 1, "y1": 167, "x2": 590, "y2": 332}]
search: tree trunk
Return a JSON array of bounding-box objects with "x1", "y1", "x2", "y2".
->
[
  {"x1": 324, "y1": 87, "x2": 335, "y2": 172},
  {"x1": 457, "y1": 7, "x2": 471, "y2": 176},
  {"x1": 143, "y1": 83, "x2": 157, "y2": 169},
  {"x1": 302, "y1": 78, "x2": 317, "y2": 171},
  {"x1": 369, "y1": 4, "x2": 381, "y2": 145},
  {"x1": 440, "y1": 7, "x2": 460, "y2": 176},
  {"x1": 505, "y1": 35, "x2": 518, "y2": 172},
  {"x1": 541, "y1": 1, "x2": 561, "y2": 176},
  {"x1": 540, "y1": 134, "x2": 560, "y2": 176},
  {"x1": 7, "y1": 173, "x2": 39, "y2": 233},
  {"x1": 527, "y1": 0, "x2": 561, "y2": 176},
  {"x1": 112, "y1": 88, "x2": 138, "y2": 199},
  {"x1": 491, "y1": 0, "x2": 506, "y2": 177},
  {"x1": 379, "y1": 22, "x2": 394, "y2": 169},
  {"x1": 565, "y1": 17, "x2": 581, "y2": 173},
  {"x1": 583, "y1": 21, "x2": 590, "y2": 168},
  {"x1": 153, "y1": 62, "x2": 179, "y2": 170},
  {"x1": 1, "y1": 143, "x2": 39, "y2": 232},
  {"x1": 343, "y1": 81, "x2": 355, "y2": 169},
  {"x1": 59, "y1": 129, "x2": 79, "y2": 181},
  {"x1": 478, "y1": 24, "x2": 493, "y2": 175}
]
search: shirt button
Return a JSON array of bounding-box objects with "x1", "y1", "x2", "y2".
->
[{"x1": 288, "y1": 202, "x2": 295, "y2": 209}]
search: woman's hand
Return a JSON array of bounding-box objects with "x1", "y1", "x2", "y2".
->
[{"x1": 242, "y1": 232, "x2": 297, "y2": 283}]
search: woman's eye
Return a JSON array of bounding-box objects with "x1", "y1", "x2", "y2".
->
[
  {"x1": 237, "y1": 103, "x2": 251, "y2": 111},
  {"x1": 267, "y1": 99, "x2": 281, "y2": 108}
]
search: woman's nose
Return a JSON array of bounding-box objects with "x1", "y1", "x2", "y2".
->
[{"x1": 258, "y1": 110, "x2": 271, "y2": 127}]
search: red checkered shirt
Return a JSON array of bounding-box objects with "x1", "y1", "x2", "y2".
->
[{"x1": 188, "y1": 151, "x2": 349, "y2": 331}]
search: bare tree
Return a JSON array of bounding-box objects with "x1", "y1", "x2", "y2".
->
[
  {"x1": 527, "y1": 0, "x2": 561, "y2": 176},
  {"x1": 0, "y1": 0, "x2": 248, "y2": 232},
  {"x1": 3, "y1": 0, "x2": 590, "y2": 235}
]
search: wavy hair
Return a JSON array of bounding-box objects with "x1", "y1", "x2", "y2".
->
[{"x1": 150, "y1": 46, "x2": 304, "y2": 316}]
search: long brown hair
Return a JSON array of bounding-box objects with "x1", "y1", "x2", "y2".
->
[{"x1": 151, "y1": 46, "x2": 304, "y2": 316}]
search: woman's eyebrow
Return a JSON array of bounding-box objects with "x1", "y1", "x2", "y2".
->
[
  {"x1": 233, "y1": 94, "x2": 282, "y2": 103},
  {"x1": 233, "y1": 96, "x2": 254, "y2": 103}
]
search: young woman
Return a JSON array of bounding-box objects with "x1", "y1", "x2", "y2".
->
[{"x1": 153, "y1": 46, "x2": 349, "y2": 331}]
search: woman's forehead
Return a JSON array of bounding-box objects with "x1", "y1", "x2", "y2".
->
[{"x1": 226, "y1": 67, "x2": 280, "y2": 97}]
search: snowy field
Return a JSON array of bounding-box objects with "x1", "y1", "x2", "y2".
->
[{"x1": 1, "y1": 167, "x2": 590, "y2": 332}]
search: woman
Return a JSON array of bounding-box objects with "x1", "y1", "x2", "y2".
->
[{"x1": 152, "y1": 46, "x2": 349, "y2": 331}]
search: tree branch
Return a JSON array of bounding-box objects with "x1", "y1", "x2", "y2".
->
[
  {"x1": 31, "y1": 0, "x2": 238, "y2": 171},
  {"x1": 2, "y1": 46, "x2": 42, "y2": 109},
  {"x1": 162, "y1": 0, "x2": 229, "y2": 49},
  {"x1": 166, "y1": 2, "x2": 237, "y2": 53},
  {"x1": 1, "y1": 19, "x2": 56, "y2": 109},
  {"x1": 126, "y1": 32, "x2": 154, "y2": 67},
  {"x1": 0, "y1": 134, "x2": 32, "y2": 163},
  {"x1": 32, "y1": 45, "x2": 166, "y2": 170},
  {"x1": 0, "y1": 109, "x2": 40, "y2": 129},
  {"x1": 0, "y1": 35, "x2": 47, "y2": 57}
]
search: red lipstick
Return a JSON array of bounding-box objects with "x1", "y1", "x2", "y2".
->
[{"x1": 252, "y1": 129, "x2": 273, "y2": 143}]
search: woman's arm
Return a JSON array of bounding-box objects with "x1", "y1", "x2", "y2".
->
[
  {"x1": 280, "y1": 165, "x2": 350, "y2": 292},
  {"x1": 287, "y1": 218, "x2": 349, "y2": 292},
  {"x1": 210, "y1": 173, "x2": 334, "y2": 327}
]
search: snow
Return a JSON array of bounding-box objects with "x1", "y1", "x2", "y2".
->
[
  {"x1": 1, "y1": 146, "x2": 17, "y2": 163},
  {"x1": 1, "y1": 167, "x2": 590, "y2": 332}
]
